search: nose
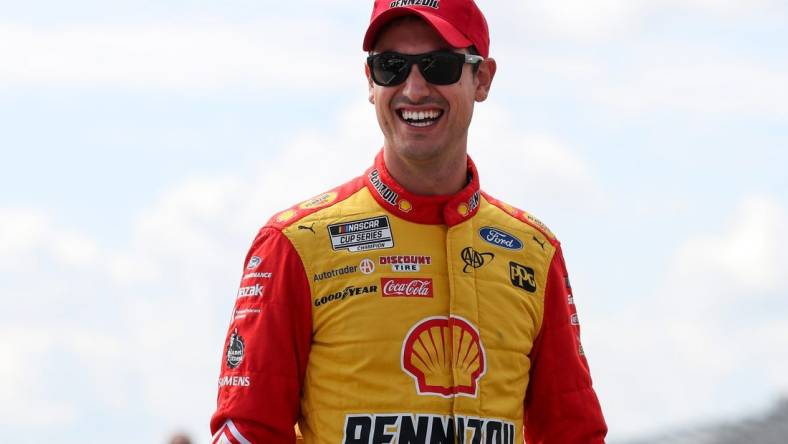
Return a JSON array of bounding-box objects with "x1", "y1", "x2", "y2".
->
[{"x1": 401, "y1": 63, "x2": 430, "y2": 102}]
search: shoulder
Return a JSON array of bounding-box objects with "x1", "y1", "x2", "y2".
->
[
  {"x1": 262, "y1": 175, "x2": 368, "y2": 232},
  {"x1": 480, "y1": 191, "x2": 559, "y2": 246}
]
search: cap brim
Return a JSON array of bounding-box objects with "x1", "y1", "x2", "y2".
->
[{"x1": 363, "y1": 8, "x2": 473, "y2": 52}]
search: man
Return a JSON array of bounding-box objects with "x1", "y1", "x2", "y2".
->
[{"x1": 211, "y1": 1, "x2": 607, "y2": 443}]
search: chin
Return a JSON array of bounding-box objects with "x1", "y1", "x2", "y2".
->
[{"x1": 396, "y1": 144, "x2": 445, "y2": 162}]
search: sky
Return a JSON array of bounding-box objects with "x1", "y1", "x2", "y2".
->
[{"x1": 1, "y1": 0, "x2": 786, "y2": 443}]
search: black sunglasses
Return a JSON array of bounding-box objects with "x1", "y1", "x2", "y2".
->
[{"x1": 367, "y1": 50, "x2": 484, "y2": 87}]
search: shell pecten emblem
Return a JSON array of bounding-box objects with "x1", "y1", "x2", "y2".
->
[{"x1": 401, "y1": 316, "x2": 486, "y2": 398}]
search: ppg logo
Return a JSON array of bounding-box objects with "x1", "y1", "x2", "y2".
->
[{"x1": 509, "y1": 261, "x2": 536, "y2": 293}]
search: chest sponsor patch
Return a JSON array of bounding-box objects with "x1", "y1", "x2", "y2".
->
[
  {"x1": 328, "y1": 216, "x2": 394, "y2": 252},
  {"x1": 402, "y1": 316, "x2": 485, "y2": 398},
  {"x1": 381, "y1": 278, "x2": 433, "y2": 298},
  {"x1": 379, "y1": 255, "x2": 431, "y2": 272},
  {"x1": 460, "y1": 247, "x2": 494, "y2": 273},
  {"x1": 479, "y1": 227, "x2": 523, "y2": 250},
  {"x1": 314, "y1": 285, "x2": 378, "y2": 307},
  {"x1": 509, "y1": 262, "x2": 536, "y2": 293}
]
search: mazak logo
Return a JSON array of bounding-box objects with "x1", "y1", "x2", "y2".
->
[
  {"x1": 379, "y1": 255, "x2": 432, "y2": 272},
  {"x1": 461, "y1": 247, "x2": 494, "y2": 273},
  {"x1": 509, "y1": 262, "x2": 536, "y2": 293},
  {"x1": 237, "y1": 284, "x2": 263, "y2": 298},
  {"x1": 390, "y1": 0, "x2": 440, "y2": 10},
  {"x1": 479, "y1": 227, "x2": 523, "y2": 250},
  {"x1": 226, "y1": 328, "x2": 245, "y2": 369},
  {"x1": 382, "y1": 278, "x2": 433, "y2": 298},
  {"x1": 246, "y1": 256, "x2": 262, "y2": 270},
  {"x1": 368, "y1": 169, "x2": 399, "y2": 206},
  {"x1": 401, "y1": 316, "x2": 486, "y2": 397}
]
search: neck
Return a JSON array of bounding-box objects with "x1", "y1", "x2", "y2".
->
[{"x1": 383, "y1": 147, "x2": 468, "y2": 196}]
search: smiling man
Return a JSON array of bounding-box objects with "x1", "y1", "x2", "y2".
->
[{"x1": 210, "y1": 1, "x2": 607, "y2": 443}]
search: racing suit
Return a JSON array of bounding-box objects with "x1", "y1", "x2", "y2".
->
[{"x1": 210, "y1": 150, "x2": 607, "y2": 444}]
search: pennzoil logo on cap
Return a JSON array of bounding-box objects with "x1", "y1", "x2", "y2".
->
[
  {"x1": 390, "y1": 0, "x2": 440, "y2": 9},
  {"x1": 401, "y1": 316, "x2": 486, "y2": 397},
  {"x1": 328, "y1": 216, "x2": 394, "y2": 252}
]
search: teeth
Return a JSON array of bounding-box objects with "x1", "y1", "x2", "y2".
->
[{"x1": 401, "y1": 110, "x2": 442, "y2": 122}]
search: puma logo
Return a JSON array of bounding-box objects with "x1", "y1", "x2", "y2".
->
[{"x1": 298, "y1": 223, "x2": 316, "y2": 234}]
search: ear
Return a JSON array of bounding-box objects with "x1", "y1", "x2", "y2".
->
[
  {"x1": 365, "y1": 63, "x2": 375, "y2": 104},
  {"x1": 474, "y1": 58, "x2": 497, "y2": 102}
]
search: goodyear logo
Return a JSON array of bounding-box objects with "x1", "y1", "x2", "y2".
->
[
  {"x1": 315, "y1": 285, "x2": 378, "y2": 307},
  {"x1": 343, "y1": 413, "x2": 515, "y2": 444},
  {"x1": 401, "y1": 316, "x2": 485, "y2": 398}
]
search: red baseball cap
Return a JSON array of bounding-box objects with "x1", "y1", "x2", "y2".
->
[{"x1": 363, "y1": 0, "x2": 490, "y2": 58}]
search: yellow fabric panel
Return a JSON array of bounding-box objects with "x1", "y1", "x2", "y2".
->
[{"x1": 284, "y1": 189, "x2": 555, "y2": 444}]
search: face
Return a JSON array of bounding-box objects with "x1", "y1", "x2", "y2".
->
[{"x1": 366, "y1": 18, "x2": 496, "y2": 165}]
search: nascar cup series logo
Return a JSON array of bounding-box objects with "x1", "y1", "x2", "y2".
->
[{"x1": 401, "y1": 316, "x2": 486, "y2": 397}]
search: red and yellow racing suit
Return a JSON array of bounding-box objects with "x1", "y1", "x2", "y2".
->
[{"x1": 210, "y1": 151, "x2": 607, "y2": 443}]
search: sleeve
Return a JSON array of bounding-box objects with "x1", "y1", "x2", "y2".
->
[
  {"x1": 210, "y1": 227, "x2": 312, "y2": 444},
  {"x1": 523, "y1": 244, "x2": 607, "y2": 443}
]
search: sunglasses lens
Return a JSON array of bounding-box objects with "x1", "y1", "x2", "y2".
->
[
  {"x1": 420, "y1": 52, "x2": 463, "y2": 85},
  {"x1": 371, "y1": 53, "x2": 410, "y2": 86},
  {"x1": 368, "y1": 51, "x2": 470, "y2": 86}
]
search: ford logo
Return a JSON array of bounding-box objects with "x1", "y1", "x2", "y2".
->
[{"x1": 479, "y1": 227, "x2": 523, "y2": 250}]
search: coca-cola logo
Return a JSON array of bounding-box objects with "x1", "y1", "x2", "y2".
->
[{"x1": 381, "y1": 278, "x2": 433, "y2": 298}]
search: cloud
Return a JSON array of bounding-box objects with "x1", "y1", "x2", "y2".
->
[
  {"x1": 0, "y1": 208, "x2": 100, "y2": 270},
  {"x1": 470, "y1": 104, "x2": 607, "y2": 211},
  {"x1": 502, "y1": 0, "x2": 785, "y2": 40},
  {"x1": 0, "y1": 21, "x2": 359, "y2": 92},
  {"x1": 588, "y1": 195, "x2": 788, "y2": 440},
  {"x1": 674, "y1": 196, "x2": 785, "y2": 293},
  {"x1": 0, "y1": 327, "x2": 76, "y2": 427}
]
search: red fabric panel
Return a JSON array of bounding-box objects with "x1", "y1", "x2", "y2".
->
[
  {"x1": 210, "y1": 227, "x2": 312, "y2": 444},
  {"x1": 524, "y1": 245, "x2": 607, "y2": 443}
]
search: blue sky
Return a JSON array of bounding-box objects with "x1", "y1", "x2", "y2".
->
[{"x1": 1, "y1": 1, "x2": 787, "y2": 443}]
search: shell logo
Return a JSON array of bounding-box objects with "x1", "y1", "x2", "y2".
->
[
  {"x1": 398, "y1": 199, "x2": 413, "y2": 213},
  {"x1": 457, "y1": 203, "x2": 470, "y2": 217},
  {"x1": 501, "y1": 202, "x2": 519, "y2": 216},
  {"x1": 276, "y1": 209, "x2": 296, "y2": 222},
  {"x1": 401, "y1": 316, "x2": 486, "y2": 398}
]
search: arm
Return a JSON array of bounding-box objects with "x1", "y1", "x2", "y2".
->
[
  {"x1": 524, "y1": 244, "x2": 607, "y2": 443},
  {"x1": 210, "y1": 227, "x2": 312, "y2": 444}
]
